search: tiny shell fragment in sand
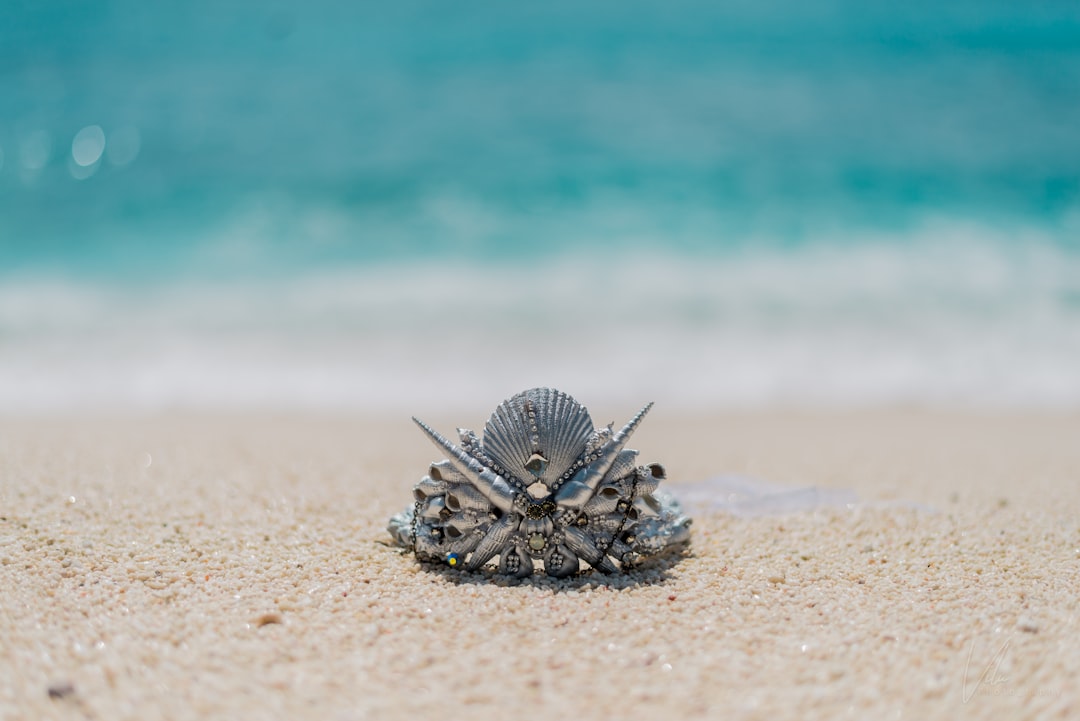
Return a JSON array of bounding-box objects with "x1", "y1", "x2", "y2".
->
[
  {"x1": 1017, "y1": 617, "x2": 1038, "y2": 633},
  {"x1": 47, "y1": 681, "x2": 75, "y2": 700},
  {"x1": 254, "y1": 612, "x2": 283, "y2": 627}
]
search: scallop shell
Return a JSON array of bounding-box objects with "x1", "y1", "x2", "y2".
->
[{"x1": 482, "y1": 388, "x2": 594, "y2": 488}]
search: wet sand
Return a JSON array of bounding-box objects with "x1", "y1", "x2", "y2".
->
[{"x1": 1, "y1": 410, "x2": 1078, "y2": 719}]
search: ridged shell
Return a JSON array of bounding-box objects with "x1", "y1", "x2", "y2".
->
[
  {"x1": 603, "y1": 449, "x2": 640, "y2": 485},
  {"x1": 444, "y1": 484, "x2": 490, "y2": 512},
  {"x1": 413, "y1": 476, "x2": 448, "y2": 501},
  {"x1": 482, "y1": 388, "x2": 594, "y2": 488},
  {"x1": 443, "y1": 527, "x2": 483, "y2": 557},
  {"x1": 582, "y1": 484, "x2": 624, "y2": 517},
  {"x1": 465, "y1": 514, "x2": 518, "y2": 571},
  {"x1": 428, "y1": 460, "x2": 466, "y2": 484},
  {"x1": 588, "y1": 512, "x2": 630, "y2": 534},
  {"x1": 631, "y1": 468, "x2": 659, "y2": 497},
  {"x1": 562, "y1": 526, "x2": 618, "y2": 573}
]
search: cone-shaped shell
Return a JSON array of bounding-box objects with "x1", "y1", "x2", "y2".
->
[
  {"x1": 604, "y1": 449, "x2": 640, "y2": 484},
  {"x1": 582, "y1": 484, "x2": 624, "y2": 517},
  {"x1": 428, "y1": 460, "x2": 466, "y2": 484},
  {"x1": 464, "y1": 514, "x2": 517, "y2": 571},
  {"x1": 482, "y1": 388, "x2": 594, "y2": 488},
  {"x1": 444, "y1": 529, "x2": 483, "y2": 558},
  {"x1": 413, "y1": 476, "x2": 448, "y2": 502},
  {"x1": 413, "y1": 417, "x2": 517, "y2": 513},
  {"x1": 563, "y1": 526, "x2": 619, "y2": 574},
  {"x1": 561, "y1": 402, "x2": 653, "y2": 504},
  {"x1": 445, "y1": 484, "x2": 490, "y2": 512}
]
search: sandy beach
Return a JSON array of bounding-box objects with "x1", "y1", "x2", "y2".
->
[
  {"x1": 7, "y1": 2, "x2": 1080, "y2": 719},
  {"x1": 1, "y1": 410, "x2": 1078, "y2": 720}
]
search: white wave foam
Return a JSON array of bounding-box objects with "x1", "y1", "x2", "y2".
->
[{"x1": 3, "y1": 227, "x2": 1080, "y2": 413}]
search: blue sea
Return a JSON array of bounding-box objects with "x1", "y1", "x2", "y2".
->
[{"x1": 2, "y1": 1, "x2": 1079, "y2": 412}]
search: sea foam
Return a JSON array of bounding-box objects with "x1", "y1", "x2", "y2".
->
[{"x1": 2, "y1": 231, "x2": 1079, "y2": 414}]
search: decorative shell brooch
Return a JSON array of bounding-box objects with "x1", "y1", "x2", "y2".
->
[{"x1": 388, "y1": 387, "x2": 691, "y2": 577}]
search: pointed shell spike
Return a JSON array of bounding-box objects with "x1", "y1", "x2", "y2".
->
[
  {"x1": 562, "y1": 526, "x2": 619, "y2": 574},
  {"x1": 556, "y1": 402, "x2": 653, "y2": 510},
  {"x1": 615, "y1": 401, "x2": 653, "y2": 444},
  {"x1": 413, "y1": 417, "x2": 516, "y2": 512}
]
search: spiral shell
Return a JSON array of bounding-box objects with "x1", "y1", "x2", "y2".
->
[
  {"x1": 445, "y1": 484, "x2": 489, "y2": 512},
  {"x1": 428, "y1": 460, "x2": 466, "y2": 484},
  {"x1": 413, "y1": 476, "x2": 448, "y2": 502},
  {"x1": 482, "y1": 388, "x2": 594, "y2": 488},
  {"x1": 582, "y1": 483, "x2": 625, "y2": 517},
  {"x1": 603, "y1": 449, "x2": 640, "y2": 485}
]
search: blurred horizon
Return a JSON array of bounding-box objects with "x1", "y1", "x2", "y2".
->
[{"x1": 2, "y1": 1, "x2": 1079, "y2": 412}]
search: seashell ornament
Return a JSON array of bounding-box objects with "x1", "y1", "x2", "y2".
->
[{"x1": 388, "y1": 387, "x2": 691, "y2": 577}]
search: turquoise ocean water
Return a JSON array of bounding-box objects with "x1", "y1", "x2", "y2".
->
[{"x1": 2, "y1": 1, "x2": 1080, "y2": 412}]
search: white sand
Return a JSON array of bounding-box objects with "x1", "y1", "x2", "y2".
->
[{"x1": 1, "y1": 411, "x2": 1078, "y2": 719}]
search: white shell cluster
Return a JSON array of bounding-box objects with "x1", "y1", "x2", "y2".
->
[{"x1": 388, "y1": 388, "x2": 692, "y2": 577}]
